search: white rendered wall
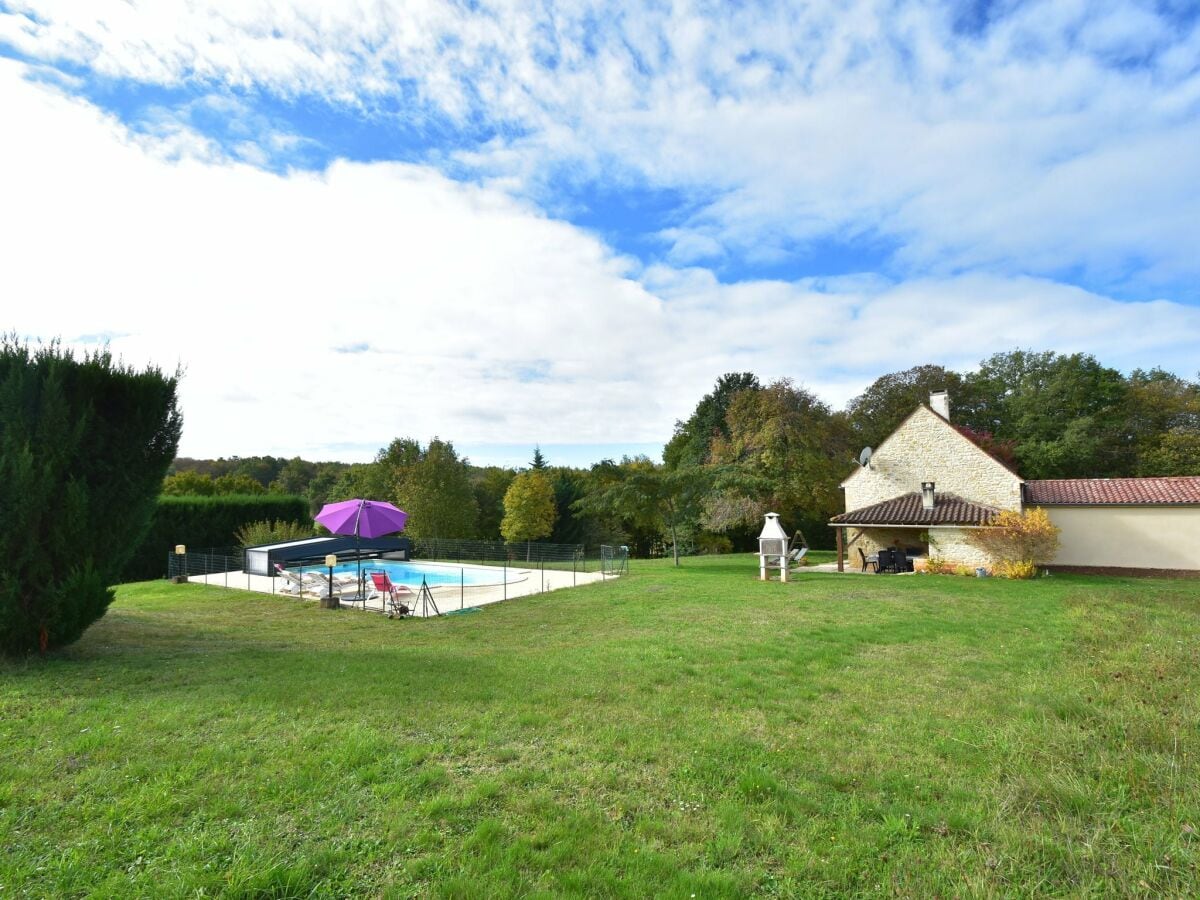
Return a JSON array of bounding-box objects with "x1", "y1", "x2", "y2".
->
[{"x1": 1040, "y1": 506, "x2": 1200, "y2": 570}]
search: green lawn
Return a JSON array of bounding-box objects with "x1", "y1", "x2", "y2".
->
[{"x1": 2, "y1": 555, "x2": 1198, "y2": 897}]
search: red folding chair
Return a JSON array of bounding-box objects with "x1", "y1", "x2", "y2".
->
[{"x1": 369, "y1": 571, "x2": 412, "y2": 618}]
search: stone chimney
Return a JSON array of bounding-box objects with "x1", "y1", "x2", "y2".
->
[
  {"x1": 922, "y1": 481, "x2": 936, "y2": 510},
  {"x1": 929, "y1": 390, "x2": 951, "y2": 420}
]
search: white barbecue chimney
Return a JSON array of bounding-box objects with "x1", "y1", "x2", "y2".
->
[{"x1": 758, "y1": 512, "x2": 790, "y2": 582}]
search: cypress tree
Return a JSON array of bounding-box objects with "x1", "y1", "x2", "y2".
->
[{"x1": 0, "y1": 337, "x2": 182, "y2": 654}]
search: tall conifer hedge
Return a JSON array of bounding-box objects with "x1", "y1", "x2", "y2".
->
[
  {"x1": 0, "y1": 338, "x2": 182, "y2": 654},
  {"x1": 122, "y1": 494, "x2": 310, "y2": 580}
]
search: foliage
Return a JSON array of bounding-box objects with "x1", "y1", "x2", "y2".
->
[
  {"x1": 164, "y1": 471, "x2": 269, "y2": 496},
  {"x1": 663, "y1": 372, "x2": 761, "y2": 470},
  {"x1": 162, "y1": 470, "x2": 216, "y2": 496},
  {"x1": 327, "y1": 461, "x2": 393, "y2": 505},
  {"x1": 548, "y1": 467, "x2": 603, "y2": 546},
  {"x1": 0, "y1": 337, "x2": 181, "y2": 654},
  {"x1": 170, "y1": 455, "x2": 290, "y2": 488},
  {"x1": 391, "y1": 438, "x2": 479, "y2": 540},
  {"x1": 501, "y1": 470, "x2": 558, "y2": 550},
  {"x1": 923, "y1": 556, "x2": 955, "y2": 575},
  {"x1": 994, "y1": 559, "x2": 1039, "y2": 580},
  {"x1": 472, "y1": 466, "x2": 516, "y2": 540},
  {"x1": 321, "y1": 437, "x2": 480, "y2": 540},
  {"x1": 957, "y1": 350, "x2": 1129, "y2": 478},
  {"x1": 965, "y1": 508, "x2": 1061, "y2": 573},
  {"x1": 1125, "y1": 369, "x2": 1200, "y2": 475},
  {"x1": 123, "y1": 494, "x2": 310, "y2": 580},
  {"x1": 234, "y1": 518, "x2": 316, "y2": 550},
  {"x1": 706, "y1": 379, "x2": 849, "y2": 550},
  {"x1": 1137, "y1": 432, "x2": 1200, "y2": 477},
  {"x1": 213, "y1": 473, "x2": 267, "y2": 495},
  {"x1": 530, "y1": 446, "x2": 548, "y2": 470},
  {"x1": 694, "y1": 532, "x2": 733, "y2": 555},
  {"x1": 574, "y1": 457, "x2": 709, "y2": 565},
  {"x1": 268, "y1": 457, "x2": 318, "y2": 495},
  {"x1": 846, "y1": 364, "x2": 964, "y2": 450}
]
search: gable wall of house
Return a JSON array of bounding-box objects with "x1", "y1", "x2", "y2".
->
[{"x1": 844, "y1": 406, "x2": 1022, "y2": 513}]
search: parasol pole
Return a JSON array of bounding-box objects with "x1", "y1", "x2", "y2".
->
[{"x1": 355, "y1": 500, "x2": 364, "y2": 601}]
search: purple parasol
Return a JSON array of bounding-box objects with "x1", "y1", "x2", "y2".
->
[
  {"x1": 315, "y1": 498, "x2": 408, "y2": 539},
  {"x1": 315, "y1": 499, "x2": 408, "y2": 600}
]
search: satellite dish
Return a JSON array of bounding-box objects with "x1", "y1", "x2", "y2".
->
[{"x1": 858, "y1": 447, "x2": 873, "y2": 468}]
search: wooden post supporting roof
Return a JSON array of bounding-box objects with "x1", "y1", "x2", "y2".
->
[{"x1": 836, "y1": 527, "x2": 844, "y2": 572}]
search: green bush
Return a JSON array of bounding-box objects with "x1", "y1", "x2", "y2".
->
[
  {"x1": 0, "y1": 338, "x2": 181, "y2": 654},
  {"x1": 123, "y1": 494, "x2": 310, "y2": 581},
  {"x1": 234, "y1": 518, "x2": 316, "y2": 550}
]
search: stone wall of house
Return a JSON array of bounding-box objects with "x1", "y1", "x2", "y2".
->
[
  {"x1": 929, "y1": 528, "x2": 997, "y2": 569},
  {"x1": 847, "y1": 526, "x2": 998, "y2": 570},
  {"x1": 843, "y1": 406, "x2": 1022, "y2": 512}
]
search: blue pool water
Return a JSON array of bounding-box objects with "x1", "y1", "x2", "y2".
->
[{"x1": 315, "y1": 560, "x2": 508, "y2": 587}]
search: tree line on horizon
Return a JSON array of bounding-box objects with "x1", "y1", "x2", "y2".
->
[{"x1": 166, "y1": 349, "x2": 1200, "y2": 559}]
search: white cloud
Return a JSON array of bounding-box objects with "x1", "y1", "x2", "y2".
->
[
  {"x1": 2, "y1": 58, "x2": 1199, "y2": 463},
  {"x1": 5, "y1": 1, "x2": 1196, "y2": 294}
]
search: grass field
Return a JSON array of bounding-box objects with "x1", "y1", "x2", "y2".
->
[{"x1": 2, "y1": 554, "x2": 1198, "y2": 897}]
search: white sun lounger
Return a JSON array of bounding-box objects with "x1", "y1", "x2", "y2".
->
[
  {"x1": 274, "y1": 564, "x2": 322, "y2": 596},
  {"x1": 306, "y1": 571, "x2": 360, "y2": 596}
]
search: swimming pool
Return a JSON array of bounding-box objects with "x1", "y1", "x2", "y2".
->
[{"x1": 318, "y1": 559, "x2": 516, "y2": 588}]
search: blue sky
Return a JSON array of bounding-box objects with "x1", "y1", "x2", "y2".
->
[{"x1": 2, "y1": 1, "x2": 1199, "y2": 465}]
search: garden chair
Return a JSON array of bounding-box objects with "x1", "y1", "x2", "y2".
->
[
  {"x1": 875, "y1": 548, "x2": 895, "y2": 573},
  {"x1": 789, "y1": 547, "x2": 808, "y2": 566},
  {"x1": 369, "y1": 571, "x2": 412, "y2": 618},
  {"x1": 894, "y1": 547, "x2": 909, "y2": 573},
  {"x1": 857, "y1": 548, "x2": 878, "y2": 573}
]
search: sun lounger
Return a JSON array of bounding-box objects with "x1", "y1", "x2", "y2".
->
[
  {"x1": 307, "y1": 571, "x2": 359, "y2": 596},
  {"x1": 274, "y1": 563, "x2": 322, "y2": 596}
]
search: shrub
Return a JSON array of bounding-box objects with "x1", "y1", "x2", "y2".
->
[
  {"x1": 235, "y1": 518, "x2": 316, "y2": 549},
  {"x1": 924, "y1": 556, "x2": 954, "y2": 575},
  {"x1": 122, "y1": 494, "x2": 310, "y2": 581},
  {"x1": 0, "y1": 338, "x2": 181, "y2": 654},
  {"x1": 965, "y1": 508, "x2": 1061, "y2": 577},
  {"x1": 695, "y1": 532, "x2": 733, "y2": 555},
  {"x1": 995, "y1": 559, "x2": 1038, "y2": 580}
]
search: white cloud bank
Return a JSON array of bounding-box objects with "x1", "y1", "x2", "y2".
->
[
  {"x1": 2, "y1": 60, "x2": 1199, "y2": 462},
  {"x1": 4, "y1": 0, "x2": 1199, "y2": 295}
]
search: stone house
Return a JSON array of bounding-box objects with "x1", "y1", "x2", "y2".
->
[{"x1": 830, "y1": 391, "x2": 1200, "y2": 574}]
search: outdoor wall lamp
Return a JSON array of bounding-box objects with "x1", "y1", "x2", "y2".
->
[{"x1": 325, "y1": 554, "x2": 338, "y2": 600}]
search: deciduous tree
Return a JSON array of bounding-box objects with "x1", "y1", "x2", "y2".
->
[
  {"x1": 162, "y1": 471, "x2": 216, "y2": 496},
  {"x1": 501, "y1": 470, "x2": 558, "y2": 557},
  {"x1": 846, "y1": 364, "x2": 963, "y2": 450}
]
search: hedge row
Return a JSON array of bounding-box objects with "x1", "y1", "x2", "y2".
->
[{"x1": 123, "y1": 494, "x2": 310, "y2": 581}]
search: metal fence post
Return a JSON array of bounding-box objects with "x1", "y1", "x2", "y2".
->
[{"x1": 461, "y1": 568, "x2": 464, "y2": 610}]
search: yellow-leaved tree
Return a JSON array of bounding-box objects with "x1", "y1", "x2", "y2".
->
[
  {"x1": 501, "y1": 471, "x2": 558, "y2": 560},
  {"x1": 966, "y1": 508, "x2": 1061, "y2": 578}
]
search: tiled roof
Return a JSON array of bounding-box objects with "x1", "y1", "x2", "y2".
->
[
  {"x1": 1025, "y1": 477, "x2": 1200, "y2": 506},
  {"x1": 830, "y1": 492, "x2": 999, "y2": 527}
]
